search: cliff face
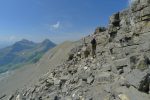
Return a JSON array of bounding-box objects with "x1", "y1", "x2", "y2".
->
[
  {"x1": 109, "y1": 0, "x2": 150, "y2": 42},
  {"x1": 2, "y1": 0, "x2": 150, "y2": 100},
  {"x1": 107, "y1": 0, "x2": 150, "y2": 69}
]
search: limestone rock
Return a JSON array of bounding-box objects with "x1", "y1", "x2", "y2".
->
[
  {"x1": 95, "y1": 72, "x2": 114, "y2": 84},
  {"x1": 87, "y1": 76, "x2": 94, "y2": 84},
  {"x1": 116, "y1": 86, "x2": 150, "y2": 100},
  {"x1": 118, "y1": 94, "x2": 129, "y2": 100},
  {"x1": 113, "y1": 58, "x2": 129, "y2": 70},
  {"x1": 54, "y1": 78, "x2": 62, "y2": 87},
  {"x1": 125, "y1": 69, "x2": 150, "y2": 93},
  {"x1": 94, "y1": 27, "x2": 107, "y2": 34},
  {"x1": 101, "y1": 64, "x2": 111, "y2": 72}
]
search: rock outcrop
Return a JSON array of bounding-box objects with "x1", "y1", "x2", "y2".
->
[{"x1": 5, "y1": 0, "x2": 150, "y2": 100}]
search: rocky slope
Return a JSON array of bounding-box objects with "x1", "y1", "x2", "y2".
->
[{"x1": 3, "y1": 0, "x2": 150, "y2": 100}]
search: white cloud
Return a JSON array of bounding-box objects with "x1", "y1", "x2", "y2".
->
[{"x1": 50, "y1": 21, "x2": 60, "y2": 30}]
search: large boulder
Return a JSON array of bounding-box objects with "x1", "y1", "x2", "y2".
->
[
  {"x1": 141, "y1": 6, "x2": 150, "y2": 21},
  {"x1": 95, "y1": 72, "x2": 114, "y2": 84},
  {"x1": 81, "y1": 45, "x2": 91, "y2": 58},
  {"x1": 116, "y1": 86, "x2": 150, "y2": 100},
  {"x1": 125, "y1": 69, "x2": 150, "y2": 93},
  {"x1": 113, "y1": 58, "x2": 130, "y2": 70},
  {"x1": 130, "y1": 54, "x2": 150, "y2": 70},
  {"x1": 110, "y1": 12, "x2": 120, "y2": 27},
  {"x1": 94, "y1": 27, "x2": 107, "y2": 34}
]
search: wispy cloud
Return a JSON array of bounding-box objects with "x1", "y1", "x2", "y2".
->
[{"x1": 50, "y1": 21, "x2": 60, "y2": 30}]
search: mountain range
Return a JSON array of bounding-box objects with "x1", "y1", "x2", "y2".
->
[{"x1": 0, "y1": 39, "x2": 56, "y2": 73}]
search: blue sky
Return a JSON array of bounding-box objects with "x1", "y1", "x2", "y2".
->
[{"x1": 0, "y1": 0, "x2": 129, "y2": 47}]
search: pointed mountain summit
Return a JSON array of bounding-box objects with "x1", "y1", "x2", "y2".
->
[
  {"x1": 11, "y1": 39, "x2": 36, "y2": 52},
  {"x1": 42, "y1": 39, "x2": 51, "y2": 44},
  {"x1": 13, "y1": 39, "x2": 36, "y2": 47},
  {"x1": 40, "y1": 39, "x2": 56, "y2": 52},
  {"x1": 41, "y1": 39, "x2": 56, "y2": 46}
]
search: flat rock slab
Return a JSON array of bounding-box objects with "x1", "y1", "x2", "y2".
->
[
  {"x1": 116, "y1": 86, "x2": 150, "y2": 100},
  {"x1": 95, "y1": 72, "x2": 114, "y2": 84},
  {"x1": 113, "y1": 58, "x2": 129, "y2": 69},
  {"x1": 125, "y1": 69, "x2": 150, "y2": 92}
]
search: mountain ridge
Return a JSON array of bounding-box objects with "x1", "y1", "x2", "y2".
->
[{"x1": 0, "y1": 39, "x2": 56, "y2": 73}]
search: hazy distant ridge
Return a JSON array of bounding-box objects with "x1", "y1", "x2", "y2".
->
[{"x1": 0, "y1": 39, "x2": 56, "y2": 73}]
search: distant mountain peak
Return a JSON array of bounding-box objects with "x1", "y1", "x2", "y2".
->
[
  {"x1": 11, "y1": 39, "x2": 36, "y2": 53},
  {"x1": 21, "y1": 39, "x2": 29, "y2": 42},
  {"x1": 41, "y1": 39, "x2": 55, "y2": 46},
  {"x1": 17, "y1": 39, "x2": 35, "y2": 44},
  {"x1": 42, "y1": 39, "x2": 51, "y2": 43}
]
